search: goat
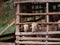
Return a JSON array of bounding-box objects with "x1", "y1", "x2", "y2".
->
[
  {"x1": 57, "y1": 20, "x2": 60, "y2": 30},
  {"x1": 31, "y1": 23, "x2": 39, "y2": 32},
  {"x1": 24, "y1": 24, "x2": 29, "y2": 32}
]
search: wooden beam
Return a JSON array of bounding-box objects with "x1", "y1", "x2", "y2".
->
[
  {"x1": 0, "y1": 42, "x2": 15, "y2": 45},
  {"x1": 0, "y1": 36, "x2": 14, "y2": 41},
  {"x1": 16, "y1": 3, "x2": 20, "y2": 43},
  {"x1": 16, "y1": 12, "x2": 60, "y2": 16},
  {"x1": 19, "y1": 37, "x2": 60, "y2": 41},
  {"x1": 15, "y1": 2, "x2": 21, "y2": 45},
  {"x1": 46, "y1": 2, "x2": 49, "y2": 45},
  {"x1": 15, "y1": 31, "x2": 60, "y2": 35},
  {"x1": 16, "y1": 22, "x2": 60, "y2": 25},
  {"x1": 15, "y1": 41, "x2": 60, "y2": 44},
  {"x1": 14, "y1": 0, "x2": 60, "y2": 3}
]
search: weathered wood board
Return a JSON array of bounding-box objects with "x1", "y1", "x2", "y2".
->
[
  {"x1": 15, "y1": 0, "x2": 60, "y2": 3},
  {"x1": 0, "y1": 42, "x2": 15, "y2": 45}
]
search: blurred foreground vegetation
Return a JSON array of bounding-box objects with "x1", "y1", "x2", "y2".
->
[
  {"x1": 0, "y1": 0, "x2": 15, "y2": 25},
  {"x1": 0, "y1": 0, "x2": 15, "y2": 35}
]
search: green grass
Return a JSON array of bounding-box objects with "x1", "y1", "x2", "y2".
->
[
  {"x1": 0, "y1": 24, "x2": 15, "y2": 41},
  {"x1": 0, "y1": 24, "x2": 15, "y2": 35},
  {"x1": 3, "y1": 25, "x2": 15, "y2": 35}
]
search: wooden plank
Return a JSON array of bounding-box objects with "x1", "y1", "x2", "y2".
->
[
  {"x1": 15, "y1": 31, "x2": 60, "y2": 35},
  {"x1": 16, "y1": 12, "x2": 60, "y2": 16},
  {"x1": 15, "y1": 41, "x2": 60, "y2": 44},
  {"x1": 54, "y1": 0, "x2": 60, "y2": 2},
  {"x1": 16, "y1": 3, "x2": 20, "y2": 42},
  {"x1": 46, "y1": 2, "x2": 49, "y2": 45},
  {"x1": 16, "y1": 22, "x2": 60, "y2": 25},
  {"x1": 0, "y1": 36, "x2": 14, "y2": 41},
  {"x1": 16, "y1": 3, "x2": 21, "y2": 45},
  {"x1": 20, "y1": 37, "x2": 46, "y2": 40},
  {"x1": 16, "y1": 3, "x2": 20, "y2": 32},
  {"x1": 14, "y1": 0, "x2": 60, "y2": 3},
  {"x1": 0, "y1": 42, "x2": 15, "y2": 45},
  {"x1": 20, "y1": 37, "x2": 60, "y2": 41}
]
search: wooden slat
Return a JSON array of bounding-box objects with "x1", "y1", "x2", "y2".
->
[
  {"x1": 20, "y1": 37, "x2": 46, "y2": 40},
  {"x1": 14, "y1": 0, "x2": 60, "y2": 3},
  {"x1": 16, "y1": 3, "x2": 20, "y2": 42},
  {"x1": 15, "y1": 31, "x2": 60, "y2": 35},
  {"x1": 16, "y1": 12, "x2": 60, "y2": 16},
  {"x1": 16, "y1": 13, "x2": 46, "y2": 15},
  {"x1": 15, "y1": 41, "x2": 60, "y2": 44},
  {"x1": 0, "y1": 36, "x2": 14, "y2": 41},
  {"x1": 16, "y1": 22, "x2": 60, "y2": 25},
  {"x1": 20, "y1": 37, "x2": 60, "y2": 41},
  {"x1": 0, "y1": 42, "x2": 15, "y2": 45},
  {"x1": 46, "y1": 2, "x2": 49, "y2": 45}
]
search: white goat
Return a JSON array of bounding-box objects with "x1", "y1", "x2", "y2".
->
[
  {"x1": 31, "y1": 23, "x2": 39, "y2": 32},
  {"x1": 57, "y1": 20, "x2": 60, "y2": 30},
  {"x1": 24, "y1": 24, "x2": 29, "y2": 32}
]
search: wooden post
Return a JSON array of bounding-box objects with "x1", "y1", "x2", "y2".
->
[
  {"x1": 46, "y1": 2, "x2": 49, "y2": 45},
  {"x1": 16, "y1": 3, "x2": 20, "y2": 45}
]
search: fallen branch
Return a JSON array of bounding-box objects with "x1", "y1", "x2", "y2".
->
[{"x1": 0, "y1": 20, "x2": 15, "y2": 35}]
